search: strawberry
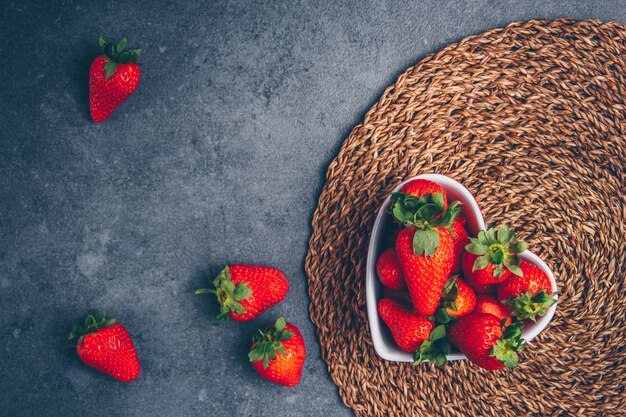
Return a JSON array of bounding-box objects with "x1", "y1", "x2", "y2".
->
[
  {"x1": 475, "y1": 295, "x2": 512, "y2": 326},
  {"x1": 391, "y1": 188, "x2": 461, "y2": 316},
  {"x1": 195, "y1": 265, "x2": 289, "y2": 321},
  {"x1": 445, "y1": 276, "x2": 476, "y2": 318},
  {"x1": 376, "y1": 248, "x2": 406, "y2": 289},
  {"x1": 462, "y1": 225, "x2": 528, "y2": 285},
  {"x1": 396, "y1": 226, "x2": 455, "y2": 316},
  {"x1": 69, "y1": 311, "x2": 140, "y2": 382},
  {"x1": 401, "y1": 179, "x2": 448, "y2": 210},
  {"x1": 432, "y1": 275, "x2": 476, "y2": 324},
  {"x1": 249, "y1": 317, "x2": 306, "y2": 387},
  {"x1": 90, "y1": 37, "x2": 142, "y2": 122},
  {"x1": 497, "y1": 260, "x2": 556, "y2": 321},
  {"x1": 450, "y1": 220, "x2": 469, "y2": 275},
  {"x1": 448, "y1": 313, "x2": 525, "y2": 370},
  {"x1": 382, "y1": 287, "x2": 412, "y2": 305},
  {"x1": 377, "y1": 298, "x2": 434, "y2": 352}
]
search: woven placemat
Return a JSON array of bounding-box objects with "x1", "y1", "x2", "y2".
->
[{"x1": 305, "y1": 19, "x2": 625, "y2": 417}]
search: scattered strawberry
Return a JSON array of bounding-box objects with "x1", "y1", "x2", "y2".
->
[
  {"x1": 376, "y1": 248, "x2": 406, "y2": 289},
  {"x1": 391, "y1": 189, "x2": 461, "y2": 316},
  {"x1": 497, "y1": 260, "x2": 556, "y2": 321},
  {"x1": 448, "y1": 313, "x2": 525, "y2": 370},
  {"x1": 462, "y1": 225, "x2": 528, "y2": 285},
  {"x1": 382, "y1": 287, "x2": 412, "y2": 305},
  {"x1": 450, "y1": 220, "x2": 469, "y2": 275},
  {"x1": 90, "y1": 37, "x2": 142, "y2": 122},
  {"x1": 401, "y1": 179, "x2": 448, "y2": 210},
  {"x1": 475, "y1": 295, "x2": 512, "y2": 326},
  {"x1": 69, "y1": 311, "x2": 140, "y2": 382},
  {"x1": 249, "y1": 317, "x2": 306, "y2": 387},
  {"x1": 377, "y1": 298, "x2": 434, "y2": 352},
  {"x1": 195, "y1": 265, "x2": 289, "y2": 321}
]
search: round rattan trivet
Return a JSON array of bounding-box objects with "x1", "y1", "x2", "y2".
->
[{"x1": 305, "y1": 19, "x2": 625, "y2": 417}]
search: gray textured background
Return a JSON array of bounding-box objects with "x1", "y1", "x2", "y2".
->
[{"x1": 1, "y1": 1, "x2": 624, "y2": 416}]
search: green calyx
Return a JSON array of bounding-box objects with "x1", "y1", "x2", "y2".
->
[
  {"x1": 503, "y1": 289, "x2": 558, "y2": 322},
  {"x1": 413, "y1": 324, "x2": 451, "y2": 367},
  {"x1": 429, "y1": 275, "x2": 459, "y2": 325},
  {"x1": 99, "y1": 36, "x2": 142, "y2": 79},
  {"x1": 489, "y1": 320, "x2": 526, "y2": 369},
  {"x1": 465, "y1": 225, "x2": 528, "y2": 278},
  {"x1": 195, "y1": 266, "x2": 253, "y2": 320},
  {"x1": 68, "y1": 310, "x2": 116, "y2": 344},
  {"x1": 390, "y1": 192, "x2": 462, "y2": 258},
  {"x1": 248, "y1": 317, "x2": 294, "y2": 369}
]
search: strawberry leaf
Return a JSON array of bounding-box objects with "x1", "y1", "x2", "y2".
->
[
  {"x1": 68, "y1": 311, "x2": 116, "y2": 343},
  {"x1": 413, "y1": 228, "x2": 440, "y2": 257},
  {"x1": 510, "y1": 241, "x2": 529, "y2": 254},
  {"x1": 503, "y1": 290, "x2": 557, "y2": 321},
  {"x1": 472, "y1": 255, "x2": 490, "y2": 271},
  {"x1": 466, "y1": 242, "x2": 487, "y2": 255},
  {"x1": 497, "y1": 225, "x2": 510, "y2": 243},
  {"x1": 249, "y1": 317, "x2": 293, "y2": 370},
  {"x1": 104, "y1": 60, "x2": 117, "y2": 79},
  {"x1": 195, "y1": 266, "x2": 252, "y2": 320}
]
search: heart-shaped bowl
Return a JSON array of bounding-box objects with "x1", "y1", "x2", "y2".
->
[{"x1": 366, "y1": 173, "x2": 558, "y2": 362}]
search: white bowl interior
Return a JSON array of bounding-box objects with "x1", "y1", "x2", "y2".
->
[{"x1": 366, "y1": 173, "x2": 558, "y2": 363}]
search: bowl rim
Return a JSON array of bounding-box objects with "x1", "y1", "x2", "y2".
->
[{"x1": 366, "y1": 173, "x2": 559, "y2": 362}]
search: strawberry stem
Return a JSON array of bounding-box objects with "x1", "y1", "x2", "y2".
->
[
  {"x1": 68, "y1": 310, "x2": 116, "y2": 344},
  {"x1": 489, "y1": 321, "x2": 526, "y2": 368},
  {"x1": 465, "y1": 225, "x2": 528, "y2": 278},
  {"x1": 98, "y1": 36, "x2": 142, "y2": 79},
  {"x1": 390, "y1": 191, "x2": 462, "y2": 257},
  {"x1": 195, "y1": 266, "x2": 253, "y2": 320},
  {"x1": 249, "y1": 317, "x2": 294, "y2": 369}
]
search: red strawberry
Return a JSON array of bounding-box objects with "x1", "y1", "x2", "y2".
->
[
  {"x1": 396, "y1": 226, "x2": 455, "y2": 316},
  {"x1": 446, "y1": 277, "x2": 476, "y2": 318},
  {"x1": 401, "y1": 179, "x2": 448, "y2": 210},
  {"x1": 448, "y1": 313, "x2": 525, "y2": 370},
  {"x1": 476, "y1": 295, "x2": 512, "y2": 326},
  {"x1": 90, "y1": 37, "x2": 142, "y2": 122},
  {"x1": 497, "y1": 260, "x2": 556, "y2": 321},
  {"x1": 382, "y1": 287, "x2": 412, "y2": 305},
  {"x1": 249, "y1": 317, "x2": 306, "y2": 387},
  {"x1": 377, "y1": 298, "x2": 434, "y2": 352},
  {"x1": 433, "y1": 275, "x2": 476, "y2": 323},
  {"x1": 462, "y1": 225, "x2": 528, "y2": 285},
  {"x1": 376, "y1": 248, "x2": 406, "y2": 289},
  {"x1": 450, "y1": 220, "x2": 469, "y2": 275},
  {"x1": 195, "y1": 264, "x2": 289, "y2": 321},
  {"x1": 456, "y1": 212, "x2": 467, "y2": 227},
  {"x1": 390, "y1": 183, "x2": 462, "y2": 316},
  {"x1": 69, "y1": 311, "x2": 140, "y2": 382}
]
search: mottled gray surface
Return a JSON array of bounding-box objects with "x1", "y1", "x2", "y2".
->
[{"x1": 0, "y1": 1, "x2": 624, "y2": 416}]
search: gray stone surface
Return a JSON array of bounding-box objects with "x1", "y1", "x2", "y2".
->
[{"x1": 0, "y1": 1, "x2": 624, "y2": 416}]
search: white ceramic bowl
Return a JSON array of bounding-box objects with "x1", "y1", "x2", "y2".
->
[{"x1": 366, "y1": 173, "x2": 558, "y2": 362}]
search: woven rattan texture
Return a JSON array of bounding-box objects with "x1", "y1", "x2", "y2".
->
[{"x1": 305, "y1": 19, "x2": 625, "y2": 417}]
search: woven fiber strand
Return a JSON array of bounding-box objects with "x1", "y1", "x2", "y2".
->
[{"x1": 305, "y1": 19, "x2": 625, "y2": 417}]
